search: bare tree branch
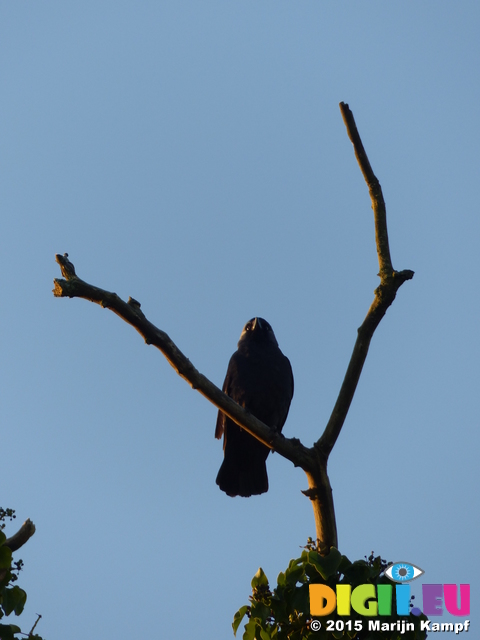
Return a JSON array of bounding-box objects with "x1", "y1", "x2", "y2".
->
[
  {"x1": 316, "y1": 103, "x2": 414, "y2": 459},
  {"x1": 27, "y1": 613, "x2": 42, "y2": 638},
  {"x1": 53, "y1": 254, "x2": 313, "y2": 474},
  {"x1": 52, "y1": 104, "x2": 413, "y2": 554},
  {"x1": 339, "y1": 102, "x2": 393, "y2": 278},
  {"x1": 4, "y1": 519, "x2": 36, "y2": 552}
]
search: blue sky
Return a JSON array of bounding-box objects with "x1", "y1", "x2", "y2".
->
[{"x1": 1, "y1": 2, "x2": 478, "y2": 637}]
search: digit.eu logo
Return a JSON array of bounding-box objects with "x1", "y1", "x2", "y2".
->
[{"x1": 309, "y1": 560, "x2": 470, "y2": 619}]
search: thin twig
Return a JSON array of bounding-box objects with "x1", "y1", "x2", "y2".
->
[
  {"x1": 339, "y1": 102, "x2": 393, "y2": 277},
  {"x1": 28, "y1": 613, "x2": 42, "y2": 637}
]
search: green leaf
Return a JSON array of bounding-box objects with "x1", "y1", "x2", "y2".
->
[
  {"x1": 0, "y1": 531, "x2": 6, "y2": 546},
  {"x1": 0, "y1": 546, "x2": 12, "y2": 570},
  {"x1": 13, "y1": 587, "x2": 26, "y2": 616},
  {"x1": 284, "y1": 558, "x2": 305, "y2": 586},
  {"x1": 232, "y1": 605, "x2": 249, "y2": 636},
  {"x1": 242, "y1": 618, "x2": 258, "y2": 640},
  {"x1": 287, "y1": 557, "x2": 303, "y2": 570},
  {"x1": 337, "y1": 554, "x2": 353, "y2": 574},
  {"x1": 277, "y1": 592, "x2": 294, "y2": 615},
  {"x1": 291, "y1": 584, "x2": 309, "y2": 615},
  {"x1": 0, "y1": 623, "x2": 15, "y2": 640},
  {"x1": 259, "y1": 628, "x2": 271, "y2": 640},
  {"x1": 284, "y1": 565, "x2": 304, "y2": 586},
  {"x1": 251, "y1": 568, "x2": 268, "y2": 589},
  {"x1": 250, "y1": 601, "x2": 270, "y2": 625},
  {"x1": 346, "y1": 560, "x2": 371, "y2": 585},
  {"x1": 307, "y1": 547, "x2": 342, "y2": 580},
  {"x1": 269, "y1": 595, "x2": 287, "y2": 623},
  {"x1": 2, "y1": 586, "x2": 26, "y2": 617}
]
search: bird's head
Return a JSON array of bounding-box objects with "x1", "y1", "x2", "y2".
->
[{"x1": 238, "y1": 317, "x2": 279, "y2": 347}]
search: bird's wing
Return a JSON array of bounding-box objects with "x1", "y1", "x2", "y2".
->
[
  {"x1": 214, "y1": 360, "x2": 233, "y2": 440},
  {"x1": 215, "y1": 408, "x2": 225, "y2": 440}
]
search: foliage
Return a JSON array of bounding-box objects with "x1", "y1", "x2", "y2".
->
[
  {"x1": 0, "y1": 509, "x2": 44, "y2": 640},
  {"x1": 233, "y1": 542, "x2": 428, "y2": 640}
]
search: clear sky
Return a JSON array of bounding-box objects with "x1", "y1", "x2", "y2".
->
[{"x1": 1, "y1": 2, "x2": 478, "y2": 638}]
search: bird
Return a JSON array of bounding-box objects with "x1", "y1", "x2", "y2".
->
[{"x1": 215, "y1": 317, "x2": 294, "y2": 497}]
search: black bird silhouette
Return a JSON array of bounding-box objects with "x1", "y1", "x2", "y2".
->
[{"x1": 215, "y1": 317, "x2": 294, "y2": 497}]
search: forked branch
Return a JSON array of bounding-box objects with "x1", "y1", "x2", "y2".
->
[{"x1": 52, "y1": 103, "x2": 413, "y2": 553}]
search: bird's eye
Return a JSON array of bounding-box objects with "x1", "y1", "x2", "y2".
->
[{"x1": 384, "y1": 562, "x2": 424, "y2": 583}]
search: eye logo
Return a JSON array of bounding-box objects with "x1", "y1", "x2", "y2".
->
[{"x1": 385, "y1": 562, "x2": 424, "y2": 583}]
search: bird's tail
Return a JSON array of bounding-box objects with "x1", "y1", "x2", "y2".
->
[{"x1": 216, "y1": 449, "x2": 269, "y2": 497}]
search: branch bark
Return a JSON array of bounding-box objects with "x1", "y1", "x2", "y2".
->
[
  {"x1": 53, "y1": 255, "x2": 313, "y2": 473},
  {"x1": 317, "y1": 103, "x2": 414, "y2": 458},
  {"x1": 4, "y1": 519, "x2": 36, "y2": 552},
  {"x1": 52, "y1": 103, "x2": 413, "y2": 555}
]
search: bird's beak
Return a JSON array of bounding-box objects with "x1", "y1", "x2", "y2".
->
[{"x1": 252, "y1": 317, "x2": 261, "y2": 331}]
